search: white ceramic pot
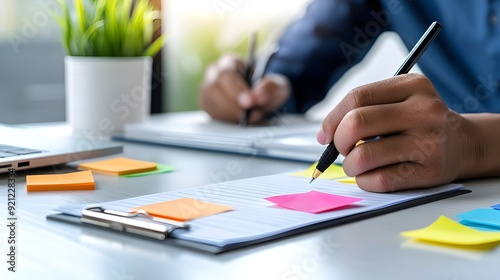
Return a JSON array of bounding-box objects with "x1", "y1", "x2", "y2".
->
[{"x1": 65, "y1": 56, "x2": 152, "y2": 138}]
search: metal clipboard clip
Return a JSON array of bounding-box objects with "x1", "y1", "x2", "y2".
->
[{"x1": 81, "y1": 206, "x2": 189, "y2": 240}]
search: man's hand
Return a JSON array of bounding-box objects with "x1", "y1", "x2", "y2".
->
[
  {"x1": 317, "y1": 73, "x2": 485, "y2": 192},
  {"x1": 200, "y1": 54, "x2": 290, "y2": 124}
]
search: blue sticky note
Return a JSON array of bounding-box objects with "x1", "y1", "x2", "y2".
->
[
  {"x1": 457, "y1": 208, "x2": 500, "y2": 230},
  {"x1": 460, "y1": 220, "x2": 500, "y2": 232},
  {"x1": 492, "y1": 204, "x2": 500, "y2": 210}
]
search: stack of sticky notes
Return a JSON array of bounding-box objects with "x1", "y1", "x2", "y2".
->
[
  {"x1": 133, "y1": 198, "x2": 233, "y2": 222},
  {"x1": 401, "y1": 205, "x2": 500, "y2": 249},
  {"x1": 289, "y1": 163, "x2": 347, "y2": 180},
  {"x1": 26, "y1": 170, "x2": 95, "y2": 192},
  {"x1": 400, "y1": 216, "x2": 500, "y2": 247},
  {"x1": 338, "y1": 177, "x2": 356, "y2": 184},
  {"x1": 457, "y1": 208, "x2": 500, "y2": 230},
  {"x1": 78, "y1": 157, "x2": 172, "y2": 176},
  {"x1": 289, "y1": 162, "x2": 356, "y2": 184},
  {"x1": 79, "y1": 157, "x2": 156, "y2": 175}
]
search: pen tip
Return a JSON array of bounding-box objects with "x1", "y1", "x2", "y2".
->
[{"x1": 310, "y1": 169, "x2": 322, "y2": 184}]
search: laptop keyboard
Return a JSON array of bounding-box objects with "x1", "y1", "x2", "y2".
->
[{"x1": 0, "y1": 144, "x2": 43, "y2": 158}]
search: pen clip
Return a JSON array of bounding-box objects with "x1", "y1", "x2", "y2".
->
[{"x1": 81, "y1": 206, "x2": 189, "y2": 240}]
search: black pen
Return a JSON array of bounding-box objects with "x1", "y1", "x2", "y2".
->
[
  {"x1": 310, "y1": 21, "x2": 442, "y2": 183},
  {"x1": 239, "y1": 32, "x2": 257, "y2": 126}
]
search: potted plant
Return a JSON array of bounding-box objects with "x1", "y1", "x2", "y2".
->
[{"x1": 55, "y1": 0, "x2": 164, "y2": 137}]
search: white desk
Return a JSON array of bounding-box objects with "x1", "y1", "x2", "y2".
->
[{"x1": 1, "y1": 126, "x2": 499, "y2": 280}]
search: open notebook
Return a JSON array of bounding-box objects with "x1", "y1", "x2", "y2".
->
[
  {"x1": 113, "y1": 111, "x2": 340, "y2": 163},
  {"x1": 48, "y1": 173, "x2": 468, "y2": 253}
]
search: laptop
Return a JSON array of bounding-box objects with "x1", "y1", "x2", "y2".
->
[{"x1": 0, "y1": 124, "x2": 122, "y2": 173}]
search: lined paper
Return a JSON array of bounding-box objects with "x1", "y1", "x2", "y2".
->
[{"x1": 56, "y1": 173, "x2": 463, "y2": 248}]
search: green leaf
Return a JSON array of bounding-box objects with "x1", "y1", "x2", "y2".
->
[
  {"x1": 74, "y1": 0, "x2": 86, "y2": 36},
  {"x1": 56, "y1": 0, "x2": 72, "y2": 55},
  {"x1": 143, "y1": 34, "x2": 166, "y2": 57},
  {"x1": 80, "y1": 20, "x2": 105, "y2": 56},
  {"x1": 54, "y1": 0, "x2": 163, "y2": 57}
]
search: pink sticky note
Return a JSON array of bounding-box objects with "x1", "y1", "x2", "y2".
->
[{"x1": 265, "y1": 190, "x2": 362, "y2": 213}]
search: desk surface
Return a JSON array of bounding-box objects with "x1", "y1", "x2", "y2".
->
[{"x1": 1, "y1": 127, "x2": 499, "y2": 280}]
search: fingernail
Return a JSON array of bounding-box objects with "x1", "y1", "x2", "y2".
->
[
  {"x1": 237, "y1": 92, "x2": 252, "y2": 108},
  {"x1": 316, "y1": 129, "x2": 328, "y2": 145}
]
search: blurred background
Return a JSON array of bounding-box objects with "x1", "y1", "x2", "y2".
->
[
  {"x1": 0, "y1": 0, "x2": 66, "y2": 123},
  {"x1": 164, "y1": 0, "x2": 309, "y2": 112},
  {"x1": 0, "y1": 0, "x2": 409, "y2": 124}
]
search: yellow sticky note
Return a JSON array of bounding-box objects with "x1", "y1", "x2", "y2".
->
[
  {"x1": 26, "y1": 170, "x2": 95, "y2": 192},
  {"x1": 338, "y1": 177, "x2": 356, "y2": 184},
  {"x1": 401, "y1": 216, "x2": 500, "y2": 245},
  {"x1": 78, "y1": 157, "x2": 157, "y2": 175},
  {"x1": 289, "y1": 162, "x2": 347, "y2": 180},
  {"x1": 133, "y1": 198, "x2": 233, "y2": 222}
]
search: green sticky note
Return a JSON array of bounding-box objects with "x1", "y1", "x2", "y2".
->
[{"x1": 121, "y1": 163, "x2": 174, "y2": 178}]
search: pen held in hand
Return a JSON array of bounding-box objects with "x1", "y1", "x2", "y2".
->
[
  {"x1": 241, "y1": 64, "x2": 255, "y2": 126},
  {"x1": 239, "y1": 32, "x2": 257, "y2": 127},
  {"x1": 310, "y1": 21, "x2": 442, "y2": 183}
]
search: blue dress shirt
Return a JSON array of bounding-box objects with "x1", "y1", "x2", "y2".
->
[{"x1": 266, "y1": 0, "x2": 500, "y2": 114}]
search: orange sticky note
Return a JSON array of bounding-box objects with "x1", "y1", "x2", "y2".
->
[
  {"x1": 26, "y1": 170, "x2": 95, "y2": 192},
  {"x1": 133, "y1": 198, "x2": 233, "y2": 222},
  {"x1": 78, "y1": 157, "x2": 157, "y2": 175}
]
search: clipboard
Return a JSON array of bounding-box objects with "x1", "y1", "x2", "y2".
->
[
  {"x1": 47, "y1": 173, "x2": 470, "y2": 254},
  {"x1": 79, "y1": 206, "x2": 188, "y2": 240}
]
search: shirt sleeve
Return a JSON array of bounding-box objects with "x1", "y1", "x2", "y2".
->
[{"x1": 265, "y1": 0, "x2": 386, "y2": 113}]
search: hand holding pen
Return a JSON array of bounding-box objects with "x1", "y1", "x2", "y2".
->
[
  {"x1": 312, "y1": 22, "x2": 454, "y2": 192},
  {"x1": 239, "y1": 33, "x2": 293, "y2": 125},
  {"x1": 199, "y1": 36, "x2": 291, "y2": 125}
]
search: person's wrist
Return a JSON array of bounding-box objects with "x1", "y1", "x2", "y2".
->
[
  {"x1": 459, "y1": 113, "x2": 500, "y2": 179},
  {"x1": 455, "y1": 113, "x2": 488, "y2": 180}
]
